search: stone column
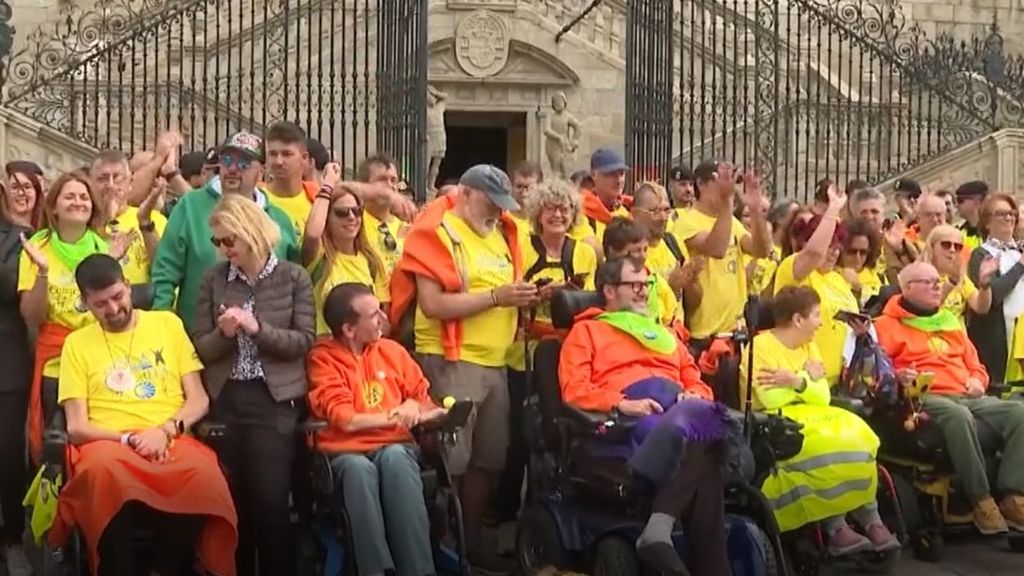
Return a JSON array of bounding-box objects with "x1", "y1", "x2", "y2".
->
[{"x1": 993, "y1": 128, "x2": 1024, "y2": 192}]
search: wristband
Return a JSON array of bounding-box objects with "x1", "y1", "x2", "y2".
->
[
  {"x1": 138, "y1": 220, "x2": 156, "y2": 233},
  {"x1": 490, "y1": 289, "x2": 499, "y2": 306}
]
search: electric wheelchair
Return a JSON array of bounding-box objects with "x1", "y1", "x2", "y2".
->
[
  {"x1": 860, "y1": 288, "x2": 1024, "y2": 561},
  {"x1": 515, "y1": 289, "x2": 795, "y2": 576},
  {"x1": 296, "y1": 403, "x2": 473, "y2": 576}
]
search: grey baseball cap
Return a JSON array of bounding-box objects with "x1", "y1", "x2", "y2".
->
[{"x1": 459, "y1": 164, "x2": 519, "y2": 211}]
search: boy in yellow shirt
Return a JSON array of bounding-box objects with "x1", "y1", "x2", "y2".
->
[{"x1": 264, "y1": 121, "x2": 314, "y2": 236}]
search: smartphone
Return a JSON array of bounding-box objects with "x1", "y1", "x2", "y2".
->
[
  {"x1": 834, "y1": 310, "x2": 871, "y2": 325},
  {"x1": 534, "y1": 278, "x2": 553, "y2": 288}
]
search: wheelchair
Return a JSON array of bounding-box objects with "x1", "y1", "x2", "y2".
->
[
  {"x1": 514, "y1": 290, "x2": 792, "y2": 576},
  {"x1": 296, "y1": 403, "x2": 473, "y2": 576}
]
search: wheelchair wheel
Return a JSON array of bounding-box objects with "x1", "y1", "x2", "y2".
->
[
  {"x1": 516, "y1": 506, "x2": 571, "y2": 574},
  {"x1": 890, "y1": 472, "x2": 942, "y2": 562},
  {"x1": 592, "y1": 536, "x2": 640, "y2": 576}
]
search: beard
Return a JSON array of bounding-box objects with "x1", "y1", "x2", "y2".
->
[{"x1": 104, "y1": 308, "x2": 134, "y2": 332}]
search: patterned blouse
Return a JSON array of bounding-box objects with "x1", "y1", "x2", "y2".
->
[{"x1": 228, "y1": 254, "x2": 279, "y2": 380}]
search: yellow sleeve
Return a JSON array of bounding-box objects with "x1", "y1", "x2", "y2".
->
[
  {"x1": 961, "y1": 276, "x2": 978, "y2": 300},
  {"x1": 655, "y1": 275, "x2": 681, "y2": 326},
  {"x1": 795, "y1": 343, "x2": 832, "y2": 406},
  {"x1": 772, "y1": 254, "x2": 802, "y2": 295},
  {"x1": 17, "y1": 245, "x2": 38, "y2": 293},
  {"x1": 169, "y1": 314, "x2": 204, "y2": 375},
  {"x1": 57, "y1": 332, "x2": 88, "y2": 403},
  {"x1": 572, "y1": 241, "x2": 598, "y2": 287},
  {"x1": 672, "y1": 211, "x2": 703, "y2": 243},
  {"x1": 374, "y1": 269, "x2": 392, "y2": 303}
]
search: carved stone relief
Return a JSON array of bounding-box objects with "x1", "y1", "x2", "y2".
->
[{"x1": 455, "y1": 10, "x2": 511, "y2": 78}]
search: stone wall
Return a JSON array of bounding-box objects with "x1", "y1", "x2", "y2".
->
[{"x1": 902, "y1": 0, "x2": 1024, "y2": 51}]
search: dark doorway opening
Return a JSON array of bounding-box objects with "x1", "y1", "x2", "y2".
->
[{"x1": 435, "y1": 111, "x2": 527, "y2": 187}]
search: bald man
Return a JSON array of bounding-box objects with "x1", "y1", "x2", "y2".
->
[{"x1": 912, "y1": 195, "x2": 947, "y2": 248}]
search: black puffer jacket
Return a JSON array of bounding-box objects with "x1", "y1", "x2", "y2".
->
[{"x1": 0, "y1": 219, "x2": 32, "y2": 392}]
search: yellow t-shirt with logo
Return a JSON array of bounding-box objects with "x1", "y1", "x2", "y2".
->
[
  {"x1": 673, "y1": 210, "x2": 749, "y2": 339},
  {"x1": 415, "y1": 212, "x2": 517, "y2": 367},
  {"x1": 363, "y1": 210, "x2": 405, "y2": 276},
  {"x1": 773, "y1": 255, "x2": 859, "y2": 382},
  {"x1": 941, "y1": 275, "x2": 977, "y2": 328},
  {"x1": 744, "y1": 254, "x2": 779, "y2": 297},
  {"x1": 507, "y1": 237, "x2": 598, "y2": 371},
  {"x1": 18, "y1": 239, "x2": 98, "y2": 377},
  {"x1": 267, "y1": 191, "x2": 313, "y2": 238},
  {"x1": 850, "y1": 267, "x2": 884, "y2": 309},
  {"x1": 313, "y1": 251, "x2": 390, "y2": 335},
  {"x1": 58, "y1": 310, "x2": 202, "y2": 432},
  {"x1": 108, "y1": 206, "x2": 167, "y2": 284}
]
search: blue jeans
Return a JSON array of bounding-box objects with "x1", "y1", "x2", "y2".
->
[{"x1": 330, "y1": 444, "x2": 434, "y2": 576}]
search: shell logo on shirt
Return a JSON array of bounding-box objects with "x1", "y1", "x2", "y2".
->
[
  {"x1": 363, "y1": 380, "x2": 385, "y2": 408},
  {"x1": 928, "y1": 336, "x2": 949, "y2": 355}
]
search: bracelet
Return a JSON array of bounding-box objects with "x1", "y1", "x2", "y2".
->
[
  {"x1": 490, "y1": 289, "x2": 499, "y2": 306},
  {"x1": 120, "y1": 432, "x2": 133, "y2": 446},
  {"x1": 138, "y1": 220, "x2": 156, "y2": 233}
]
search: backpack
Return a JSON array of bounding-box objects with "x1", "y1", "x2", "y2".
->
[
  {"x1": 524, "y1": 234, "x2": 577, "y2": 285},
  {"x1": 663, "y1": 233, "x2": 686, "y2": 264},
  {"x1": 842, "y1": 333, "x2": 899, "y2": 407}
]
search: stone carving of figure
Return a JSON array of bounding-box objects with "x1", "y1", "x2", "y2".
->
[
  {"x1": 426, "y1": 85, "x2": 449, "y2": 194},
  {"x1": 544, "y1": 91, "x2": 581, "y2": 179}
]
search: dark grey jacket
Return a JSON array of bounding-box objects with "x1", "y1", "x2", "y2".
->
[
  {"x1": 0, "y1": 219, "x2": 32, "y2": 393},
  {"x1": 191, "y1": 259, "x2": 315, "y2": 402},
  {"x1": 967, "y1": 246, "x2": 1024, "y2": 383}
]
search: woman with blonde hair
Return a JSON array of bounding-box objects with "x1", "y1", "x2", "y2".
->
[
  {"x1": 920, "y1": 224, "x2": 996, "y2": 326},
  {"x1": 18, "y1": 170, "x2": 130, "y2": 462},
  {"x1": 191, "y1": 193, "x2": 315, "y2": 576},
  {"x1": 303, "y1": 177, "x2": 388, "y2": 334}
]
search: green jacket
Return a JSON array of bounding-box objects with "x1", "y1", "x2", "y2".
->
[{"x1": 151, "y1": 179, "x2": 300, "y2": 330}]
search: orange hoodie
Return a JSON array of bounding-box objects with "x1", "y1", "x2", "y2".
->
[
  {"x1": 558, "y1": 307, "x2": 712, "y2": 413},
  {"x1": 389, "y1": 195, "x2": 523, "y2": 361},
  {"x1": 581, "y1": 188, "x2": 632, "y2": 225},
  {"x1": 875, "y1": 296, "x2": 988, "y2": 396},
  {"x1": 307, "y1": 337, "x2": 436, "y2": 453}
]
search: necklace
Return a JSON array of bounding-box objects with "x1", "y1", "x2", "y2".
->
[{"x1": 102, "y1": 312, "x2": 138, "y2": 394}]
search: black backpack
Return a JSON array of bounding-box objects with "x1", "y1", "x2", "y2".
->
[{"x1": 524, "y1": 234, "x2": 577, "y2": 284}]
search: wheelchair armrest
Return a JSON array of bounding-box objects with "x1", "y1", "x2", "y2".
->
[
  {"x1": 194, "y1": 420, "x2": 227, "y2": 439},
  {"x1": 302, "y1": 420, "x2": 330, "y2": 433},
  {"x1": 411, "y1": 399, "x2": 473, "y2": 437},
  {"x1": 988, "y1": 382, "x2": 1013, "y2": 397},
  {"x1": 559, "y1": 404, "x2": 636, "y2": 436}
]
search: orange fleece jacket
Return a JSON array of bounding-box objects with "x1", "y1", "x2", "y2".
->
[
  {"x1": 307, "y1": 337, "x2": 435, "y2": 453},
  {"x1": 875, "y1": 296, "x2": 989, "y2": 396},
  {"x1": 558, "y1": 307, "x2": 712, "y2": 413}
]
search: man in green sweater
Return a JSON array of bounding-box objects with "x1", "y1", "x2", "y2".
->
[{"x1": 151, "y1": 131, "x2": 300, "y2": 329}]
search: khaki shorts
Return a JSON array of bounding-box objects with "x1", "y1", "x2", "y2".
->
[{"x1": 416, "y1": 354, "x2": 509, "y2": 475}]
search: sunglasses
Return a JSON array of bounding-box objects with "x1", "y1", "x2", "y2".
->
[
  {"x1": 211, "y1": 235, "x2": 237, "y2": 248},
  {"x1": 219, "y1": 154, "x2": 253, "y2": 171},
  {"x1": 937, "y1": 240, "x2": 964, "y2": 252},
  {"x1": 378, "y1": 222, "x2": 398, "y2": 251},
  {"x1": 332, "y1": 206, "x2": 363, "y2": 219}
]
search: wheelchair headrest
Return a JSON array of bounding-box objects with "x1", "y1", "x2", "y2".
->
[
  {"x1": 864, "y1": 284, "x2": 901, "y2": 318},
  {"x1": 748, "y1": 297, "x2": 776, "y2": 333},
  {"x1": 551, "y1": 290, "x2": 603, "y2": 330},
  {"x1": 132, "y1": 282, "x2": 155, "y2": 311}
]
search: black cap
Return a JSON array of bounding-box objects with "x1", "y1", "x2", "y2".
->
[
  {"x1": 179, "y1": 151, "x2": 206, "y2": 179},
  {"x1": 955, "y1": 180, "x2": 989, "y2": 200},
  {"x1": 893, "y1": 178, "x2": 922, "y2": 198},
  {"x1": 692, "y1": 159, "x2": 721, "y2": 182},
  {"x1": 670, "y1": 165, "x2": 693, "y2": 182}
]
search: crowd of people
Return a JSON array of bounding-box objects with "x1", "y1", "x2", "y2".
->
[{"x1": 1, "y1": 117, "x2": 1024, "y2": 576}]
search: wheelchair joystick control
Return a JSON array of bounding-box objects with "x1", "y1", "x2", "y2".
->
[{"x1": 443, "y1": 396, "x2": 456, "y2": 410}]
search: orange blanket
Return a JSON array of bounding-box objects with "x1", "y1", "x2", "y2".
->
[
  {"x1": 28, "y1": 323, "x2": 72, "y2": 463},
  {"x1": 582, "y1": 188, "x2": 632, "y2": 225},
  {"x1": 389, "y1": 195, "x2": 523, "y2": 360},
  {"x1": 49, "y1": 437, "x2": 238, "y2": 576}
]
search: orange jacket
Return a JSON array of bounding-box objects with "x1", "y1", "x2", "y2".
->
[
  {"x1": 389, "y1": 195, "x2": 523, "y2": 361},
  {"x1": 581, "y1": 188, "x2": 632, "y2": 225},
  {"x1": 28, "y1": 323, "x2": 72, "y2": 463},
  {"x1": 875, "y1": 296, "x2": 988, "y2": 396},
  {"x1": 307, "y1": 337, "x2": 435, "y2": 454},
  {"x1": 50, "y1": 438, "x2": 238, "y2": 576},
  {"x1": 558, "y1": 307, "x2": 712, "y2": 413}
]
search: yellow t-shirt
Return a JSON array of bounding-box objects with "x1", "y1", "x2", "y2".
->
[
  {"x1": 576, "y1": 205, "x2": 631, "y2": 243},
  {"x1": 18, "y1": 238, "x2": 99, "y2": 377},
  {"x1": 506, "y1": 236, "x2": 598, "y2": 371},
  {"x1": 58, "y1": 310, "x2": 203, "y2": 432},
  {"x1": 267, "y1": 191, "x2": 313, "y2": 238},
  {"x1": 363, "y1": 210, "x2": 405, "y2": 276},
  {"x1": 941, "y1": 274, "x2": 977, "y2": 327},
  {"x1": 850, "y1": 267, "x2": 884, "y2": 309},
  {"x1": 414, "y1": 212, "x2": 517, "y2": 367},
  {"x1": 108, "y1": 206, "x2": 167, "y2": 284},
  {"x1": 673, "y1": 207, "x2": 689, "y2": 223},
  {"x1": 314, "y1": 251, "x2": 390, "y2": 335},
  {"x1": 673, "y1": 210, "x2": 749, "y2": 339},
  {"x1": 773, "y1": 255, "x2": 859, "y2": 382},
  {"x1": 740, "y1": 331, "x2": 829, "y2": 412},
  {"x1": 744, "y1": 254, "x2": 779, "y2": 297}
]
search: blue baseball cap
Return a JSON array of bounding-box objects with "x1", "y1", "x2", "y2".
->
[{"x1": 590, "y1": 147, "x2": 630, "y2": 174}]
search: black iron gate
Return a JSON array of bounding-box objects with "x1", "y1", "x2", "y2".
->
[
  {"x1": 3, "y1": 0, "x2": 428, "y2": 195},
  {"x1": 626, "y1": 0, "x2": 1024, "y2": 201}
]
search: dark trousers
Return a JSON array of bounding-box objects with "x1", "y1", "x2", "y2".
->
[
  {"x1": 495, "y1": 369, "x2": 528, "y2": 522},
  {"x1": 97, "y1": 501, "x2": 203, "y2": 576},
  {"x1": 212, "y1": 379, "x2": 299, "y2": 576},
  {"x1": 0, "y1": 390, "x2": 27, "y2": 545}
]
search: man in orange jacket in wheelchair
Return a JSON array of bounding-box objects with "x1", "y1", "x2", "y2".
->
[{"x1": 52, "y1": 255, "x2": 237, "y2": 576}]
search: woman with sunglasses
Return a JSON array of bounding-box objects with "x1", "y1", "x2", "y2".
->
[
  {"x1": 966, "y1": 193, "x2": 1024, "y2": 383},
  {"x1": 303, "y1": 178, "x2": 388, "y2": 335},
  {"x1": 192, "y1": 194, "x2": 315, "y2": 576},
  {"x1": 921, "y1": 225, "x2": 996, "y2": 327},
  {"x1": 838, "y1": 220, "x2": 884, "y2": 309},
  {"x1": 773, "y1": 185, "x2": 866, "y2": 383}
]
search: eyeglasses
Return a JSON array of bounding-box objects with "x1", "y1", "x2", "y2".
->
[
  {"x1": 611, "y1": 278, "x2": 654, "y2": 295},
  {"x1": 378, "y1": 222, "x2": 398, "y2": 251},
  {"x1": 937, "y1": 240, "x2": 964, "y2": 252},
  {"x1": 907, "y1": 278, "x2": 942, "y2": 288},
  {"x1": 332, "y1": 206, "x2": 363, "y2": 219},
  {"x1": 543, "y1": 204, "x2": 572, "y2": 216},
  {"x1": 992, "y1": 210, "x2": 1017, "y2": 221},
  {"x1": 845, "y1": 247, "x2": 869, "y2": 257},
  {"x1": 219, "y1": 154, "x2": 253, "y2": 171},
  {"x1": 636, "y1": 206, "x2": 673, "y2": 217},
  {"x1": 6, "y1": 181, "x2": 34, "y2": 196},
  {"x1": 211, "y1": 235, "x2": 237, "y2": 248}
]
